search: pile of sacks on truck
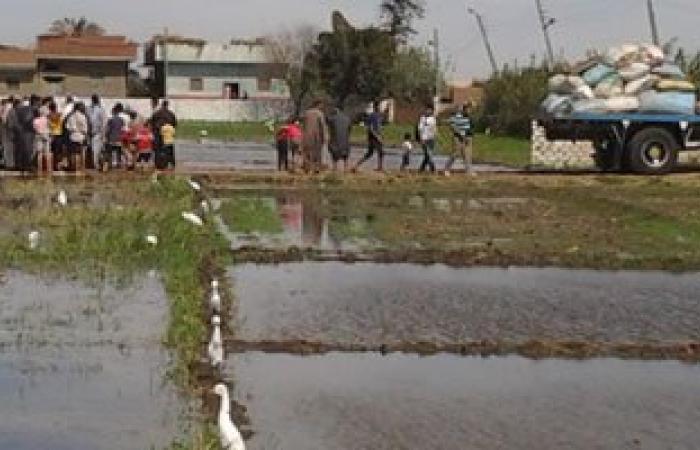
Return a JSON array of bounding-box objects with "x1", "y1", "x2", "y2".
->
[{"x1": 542, "y1": 43, "x2": 698, "y2": 116}]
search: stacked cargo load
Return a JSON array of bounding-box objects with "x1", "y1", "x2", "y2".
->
[{"x1": 542, "y1": 43, "x2": 697, "y2": 116}]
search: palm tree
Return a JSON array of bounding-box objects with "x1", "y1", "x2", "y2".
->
[{"x1": 48, "y1": 17, "x2": 105, "y2": 37}]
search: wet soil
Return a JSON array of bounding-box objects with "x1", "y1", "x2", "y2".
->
[
  {"x1": 229, "y1": 263, "x2": 700, "y2": 347},
  {"x1": 0, "y1": 271, "x2": 188, "y2": 450},
  {"x1": 228, "y1": 353, "x2": 700, "y2": 450}
]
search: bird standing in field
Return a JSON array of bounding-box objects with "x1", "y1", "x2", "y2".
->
[
  {"x1": 213, "y1": 383, "x2": 246, "y2": 450},
  {"x1": 181, "y1": 211, "x2": 204, "y2": 227},
  {"x1": 56, "y1": 190, "x2": 68, "y2": 207},
  {"x1": 187, "y1": 179, "x2": 202, "y2": 192},
  {"x1": 211, "y1": 279, "x2": 222, "y2": 313},
  {"x1": 208, "y1": 315, "x2": 224, "y2": 368}
]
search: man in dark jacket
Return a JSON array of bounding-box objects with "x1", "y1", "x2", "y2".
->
[
  {"x1": 12, "y1": 96, "x2": 38, "y2": 172},
  {"x1": 150, "y1": 100, "x2": 178, "y2": 167},
  {"x1": 327, "y1": 106, "x2": 352, "y2": 172}
]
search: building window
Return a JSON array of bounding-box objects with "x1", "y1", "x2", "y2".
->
[
  {"x1": 190, "y1": 77, "x2": 204, "y2": 91},
  {"x1": 6, "y1": 79, "x2": 19, "y2": 90},
  {"x1": 257, "y1": 77, "x2": 271, "y2": 92}
]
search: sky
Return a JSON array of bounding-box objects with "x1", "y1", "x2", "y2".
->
[{"x1": 0, "y1": 0, "x2": 699, "y2": 79}]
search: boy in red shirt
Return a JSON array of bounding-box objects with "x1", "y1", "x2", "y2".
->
[
  {"x1": 276, "y1": 119, "x2": 302, "y2": 171},
  {"x1": 134, "y1": 122, "x2": 154, "y2": 171}
]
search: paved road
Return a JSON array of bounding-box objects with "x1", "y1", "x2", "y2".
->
[{"x1": 176, "y1": 140, "x2": 513, "y2": 173}]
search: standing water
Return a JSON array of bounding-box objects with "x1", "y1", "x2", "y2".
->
[{"x1": 0, "y1": 271, "x2": 188, "y2": 450}]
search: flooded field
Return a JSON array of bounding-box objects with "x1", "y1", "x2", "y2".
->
[
  {"x1": 228, "y1": 353, "x2": 700, "y2": 450},
  {"x1": 214, "y1": 189, "x2": 537, "y2": 253},
  {"x1": 0, "y1": 271, "x2": 187, "y2": 450},
  {"x1": 229, "y1": 262, "x2": 700, "y2": 346}
]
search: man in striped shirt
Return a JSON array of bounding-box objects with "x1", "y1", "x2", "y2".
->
[{"x1": 445, "y1": 104, "x2": 474, "y2": 176}]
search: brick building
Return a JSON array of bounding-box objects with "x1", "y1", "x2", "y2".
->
[{"x1": 0, "y1": 35, "x2": 137, "y2": 97}]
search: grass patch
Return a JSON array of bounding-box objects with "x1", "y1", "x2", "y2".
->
[{"x1": 219, "y1": 197, "x2": 283, "y2": 234}]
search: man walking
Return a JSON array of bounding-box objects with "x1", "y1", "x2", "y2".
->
[
  {"x1": 353, "y1": 101, "x2": 384, "y2": 172},
  {"x1": 302, "y1": 99, "x2": 327, "y2": 173},
  {"x1": 327, "y1": 106, "x2": 352, "y2": 172},
  {"x1": 445, "y1": 104, "x2": 474, "y2": 176},
  {"x1": 418, "y1": 105, "x2": 437, "y2": 173},
  {"x1": 88, "y1": 94, "x2": 106, "y2": 169}
]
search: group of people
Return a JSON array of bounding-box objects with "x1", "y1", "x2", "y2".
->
[
  {"x1": 0, "y1": 95, "x2": 178, "y2": 173},
  {"x1": 275, "y1": 100, "x2": 474, "y2": 175}
]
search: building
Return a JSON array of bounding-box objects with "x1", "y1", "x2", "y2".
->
[
  {"x1": 0, "y1": 46, "x2": 36, "y2": 96},
  {"x1": 441, "y1": 79, "x2": 485, "y2": 112},
  {"x1": 144, "y1": 36, "x2": 288, "y2": 100},
  {"x1": 0, "y1": 34, "x2": 137, "y2": 97}
]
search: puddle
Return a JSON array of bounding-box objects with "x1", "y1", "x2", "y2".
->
[
  {"x1": 230, "y1": 263, "x2": 700, "y2": 345},
  {"x1": 229, "y1": 353, "x2": 700, "y2": 450},
  {"x1": 215, "y1": 194, "x2": 383, "y2": 252},
  {"x1": 215, "y1": 189, "x2": 531, "y2": 253},
  {"x1": 0, "y1": 271, "x2": 187, "y2": 450}
]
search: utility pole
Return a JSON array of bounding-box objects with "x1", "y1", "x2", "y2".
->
[
  {"x1": 467, "y1": 7, "x2": 498, "y2": 75},
  {"x1": 162, "y1": 27, "x2": 169, "y2": 99},
  {"x1": 647, "y1": 0, "x2": 660, "y2": 46},
  {"x1": 535, "y1": 0, "x2": 555, "y2": 66},
  {"x1": 432, "y1": 28, "x2": 440, "y2": 112}
]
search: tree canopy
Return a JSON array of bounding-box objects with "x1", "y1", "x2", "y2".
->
[
  {"x1": 48, "y1": 17, "x2": 105, "y2": 37},
  {"x1": 380, "y1": 0, "x2": 425, "y2": 40}
]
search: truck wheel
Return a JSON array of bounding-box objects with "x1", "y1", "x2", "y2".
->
[{"x1": 626, "y1": 127, "x2": 678, "y2": 174}]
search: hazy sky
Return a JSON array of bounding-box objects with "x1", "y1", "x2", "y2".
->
[{"x1": 0, "y1": 0, "x2": 698, "y2": 79}]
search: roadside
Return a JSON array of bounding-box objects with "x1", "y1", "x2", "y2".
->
[{"x1": 177, "y1": 121, "x2": 531, "y2": 168}]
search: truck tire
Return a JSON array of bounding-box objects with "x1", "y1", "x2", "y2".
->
[{"x1": 625, "y1": 127, "x2": 678, "y2": 174}]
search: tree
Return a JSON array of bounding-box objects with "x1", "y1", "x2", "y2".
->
[
  {"x1": 380, "y1": 0, "x2": 425, "y2": 41},
  {"x1": 674, "y1": 48, "x2": 700, "y2": 88},
  {"x1": 264, "y1": 25, "x2": 321, "y2": 117},
  {"x1": 311, "y1": 12, "x2": 397, "y2": 108},
  {"x1": 389, "y1": 46, "x2": 438, "y2": 105},
  {"x1": 48, "y1": 17, "x2": 105, "y2": 37},
  {"x1": 477, "y1": 64, "x2": 550, "y2": 137}
]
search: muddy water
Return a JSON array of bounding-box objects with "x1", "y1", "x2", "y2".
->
[
  {"x1": 230, "y1": 263, "x2": 700, "y2": 344},
  {"x1": 229, "y1": 353, "x2": 700, "y2": 450},
  {"x1": 0, "y1": 271, "x2": 186, "y2": 450}
]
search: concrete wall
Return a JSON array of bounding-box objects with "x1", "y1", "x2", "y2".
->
[
  {"x1": 154, "y1": 42, "x2": 269, "y2": 64},
  {"x1": 38, "y1": 60, "x2": 128, "y2": 97},
  {"x1": 0, "y1": 70, "x2": 36, "y2": 97},
  {"x1": 162, "y1": 62, "x2": 288, "y2": 99},
  {"x1": 55, "y1": 96, "x2": 291, "y2": 122},
  {"x1": 531, "y1": 121, "x2": 596, "y2": 169}
]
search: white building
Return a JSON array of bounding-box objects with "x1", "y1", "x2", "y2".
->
[{"x1": 144, "y1": 36, "x2": 289, "y2": 100}]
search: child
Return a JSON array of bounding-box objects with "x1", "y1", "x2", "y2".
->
[
  {"x1": 134, "y1": 122, "x2": 154, "y2": 171},
  {"x1": 33, "y1": 108, "x2": 51, "y2": 173},
  {"x1": 275, "y1": 119, "x2": 302, "y2": 172},
  {"x1": 400, "y1": 132, "x2": 413, "y2": 171},
  {"x1": 159, "y1": 122, "x2": 176, "y2": 170}
]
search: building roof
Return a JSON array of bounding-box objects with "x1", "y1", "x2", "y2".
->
[
  {"x1": 0, "y1": 46, "x2": 35, "y2": 70},
  {"x1": 36, "y1": 35, "x2": 137, "y2": 61}
]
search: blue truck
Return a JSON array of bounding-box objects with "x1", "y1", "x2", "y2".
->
[{"x1": 538, "y1": 111, "x2": 700, "y2": 174}]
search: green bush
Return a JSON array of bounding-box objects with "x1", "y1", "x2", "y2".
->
[{"x1": 476, "y1": 64, "x2": 550, "y2": 137}]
